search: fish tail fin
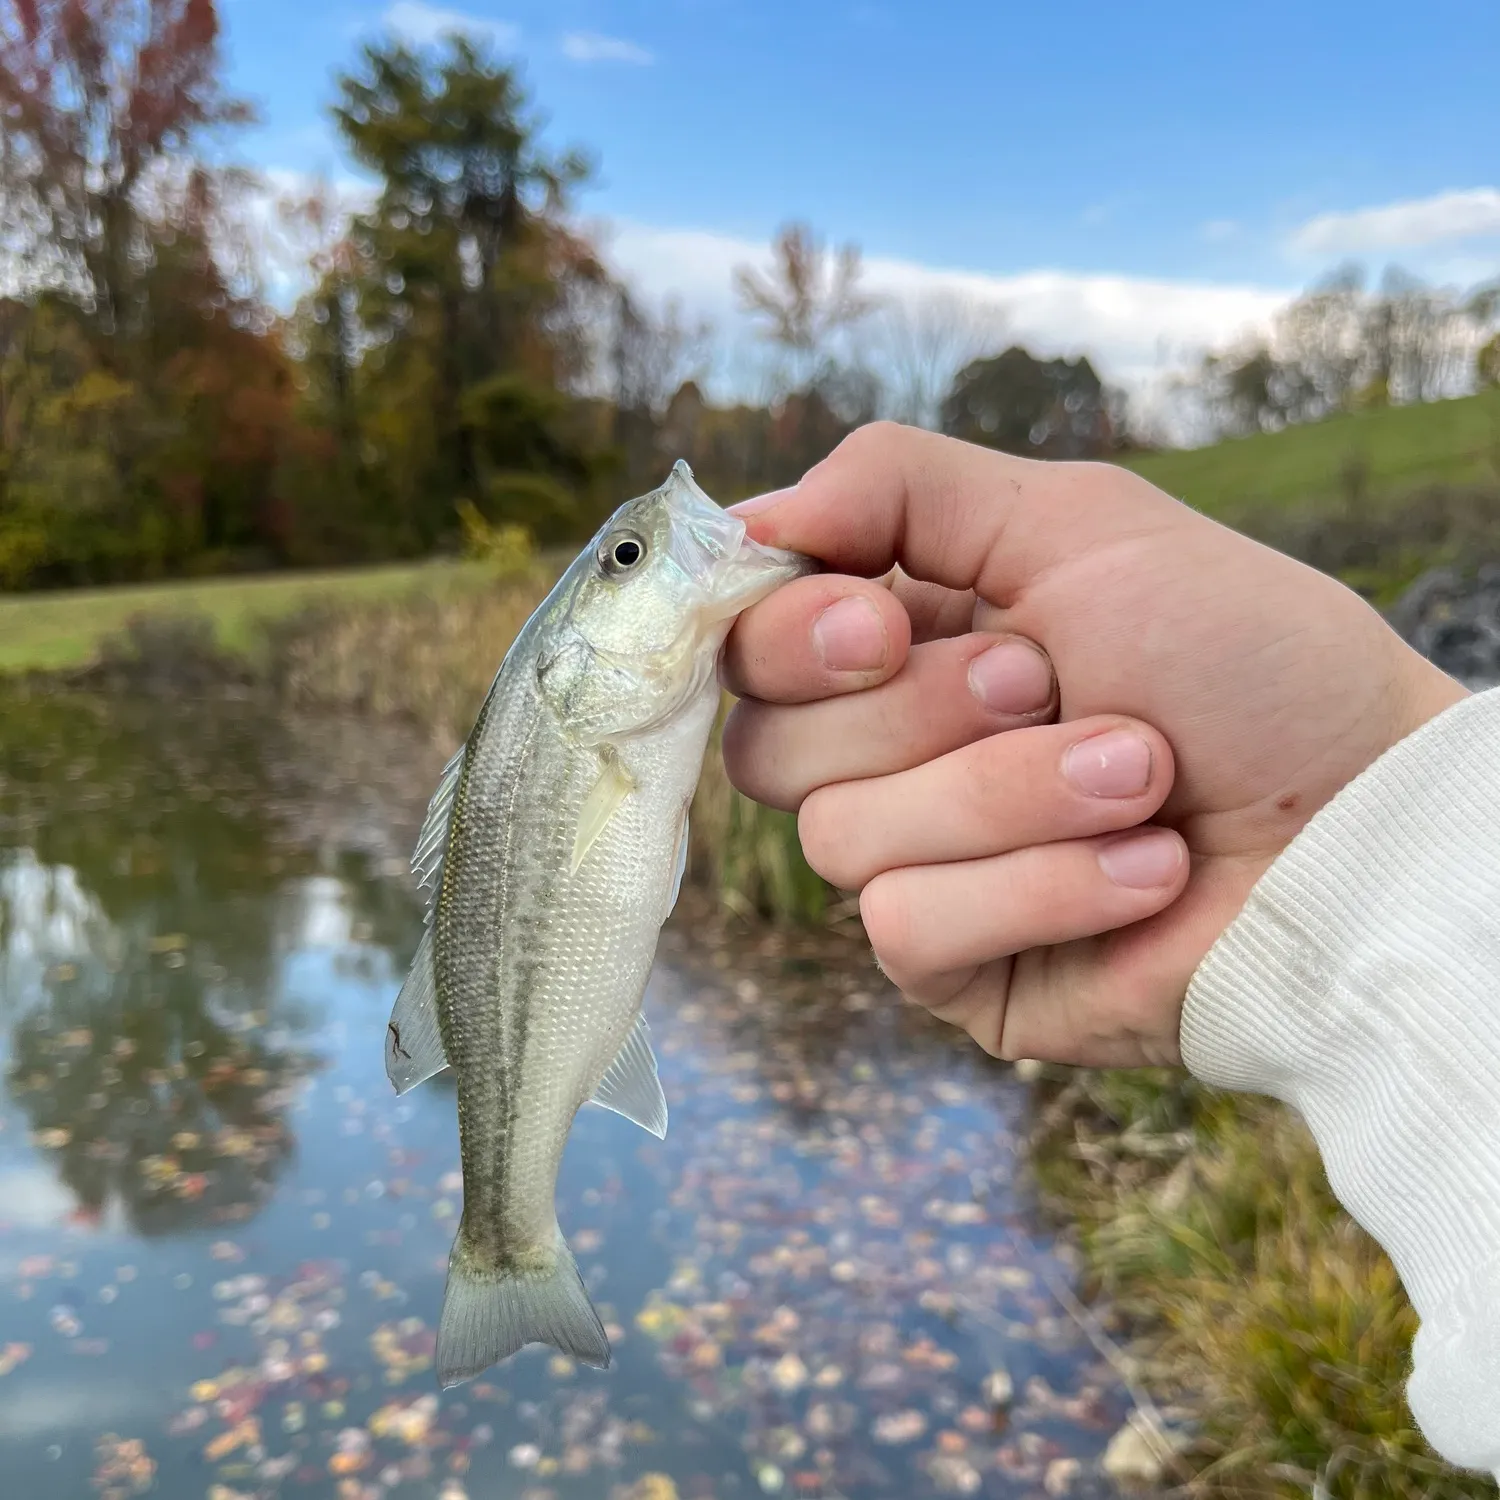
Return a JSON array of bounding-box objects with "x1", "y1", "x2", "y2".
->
[{"x1": 436, "y1": 1224, "x2": 610, "y2": 1388}]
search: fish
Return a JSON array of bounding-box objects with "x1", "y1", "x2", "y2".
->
[{"x1": 385, "y1": 461, "x2": 813, "y2": 1388}]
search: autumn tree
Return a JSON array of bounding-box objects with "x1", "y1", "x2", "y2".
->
[
  {"x1": 0, "y1": 0, "x2": 251, "y2": 343},
  {"x1": 734, "y1": 223, "x2": 879, "y2": 394},
  {"x1": 875, "y1": 290, "x2": 1009, "y2": 429},
  {"x1": 321, "y1": 34, "x2": 609, "y2": 548},
  {"x1": 941, "y1": 345, "x2": 1117, "y2": 459}
]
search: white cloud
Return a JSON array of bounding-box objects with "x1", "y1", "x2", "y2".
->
[
  {"x1": 595, "y1": 220, "x2": 1292, "y2": 391},
  {"x1": 1289, "y1": 187, "x2": 1500, "y2": 255},
  {"x1": 383, "y1": 2, "x2": 519, "y2": 48},
  {"x1": 561, "y1": 31, "x2": 655, "y2": 65},
  {"x1": 586, "y1": 221, "x2": 1297, "y2": 444}
]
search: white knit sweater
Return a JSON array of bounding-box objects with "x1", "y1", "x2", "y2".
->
[{"x1": 1181, "y1": 685, "x2": 1500, "y2": 1478}]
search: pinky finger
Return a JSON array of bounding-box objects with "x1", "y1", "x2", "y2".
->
[{"x1": 859, "y1": 827, "x2": 1189, "y2": 1005}]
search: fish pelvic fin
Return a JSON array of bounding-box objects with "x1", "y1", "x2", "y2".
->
[{"x1": 436, "y1": 1226, "x2": 610, "y2": 1388}]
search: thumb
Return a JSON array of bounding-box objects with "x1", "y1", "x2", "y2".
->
[{"x1": 732, "y1": 423, "x2": 1182, "y2": 604}]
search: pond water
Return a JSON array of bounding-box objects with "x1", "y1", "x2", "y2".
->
[{"x1": 0, "y1": 690, "x2": 1132, "y2": 1500}]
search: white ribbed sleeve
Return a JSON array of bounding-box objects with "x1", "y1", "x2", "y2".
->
[{"x1": 1181, "y1": 685, "x2": 1500, "y2": 1478}]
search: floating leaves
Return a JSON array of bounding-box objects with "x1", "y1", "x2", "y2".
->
[{"x1": 0, "y1": 707, "x2": 1134, "y2": 1499}]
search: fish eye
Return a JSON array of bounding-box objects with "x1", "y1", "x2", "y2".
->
[{"x1": 599, "y1": 532, "x2": 647, "y2": 576}]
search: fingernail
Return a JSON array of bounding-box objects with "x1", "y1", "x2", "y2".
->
[
  {"x1": 1098, "y1": 829, "x2": 1183, "y2": 889},
  {"x1": 813, "y1": 596, "x2": 888, "y2": 672},
  {"x1": 730, "y1": 487, "x2": 797, "y2": 517},
  {"x1": 1064, "y1": 729, "x2": 1153, "y2": 798},
  {"x1": 967, "y1": 641, "x2": 1053, "y2": 715}
]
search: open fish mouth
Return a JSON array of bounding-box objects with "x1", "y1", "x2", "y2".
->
[{"x1": 660, "y1": 461, "x2": 815, "y2": 608}]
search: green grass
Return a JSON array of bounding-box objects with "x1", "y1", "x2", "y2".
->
[
  {"x1": 4, "y1": 387, "x2": 1499, "y2": 676},
  {"x1": 1123, "y1": 386, "x2": 1500, "y2": 519},
  {"x1": 0, "y1": 558, "x2": 494, "y2": 674}
]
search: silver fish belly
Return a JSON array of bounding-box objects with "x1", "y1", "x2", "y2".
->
[{"x1": 383, "y1": 462, "x2": 810, "y2": 1387}]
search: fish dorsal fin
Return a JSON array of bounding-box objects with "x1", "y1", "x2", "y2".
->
[
  {"x1": 665, "y1": 811, "x2": 689, "y2": 924},
  {"x1": 571, "y1": 746, "x2": 635, "y2": 876},
  {"x1": 386, "y1": 926, "x2": 450, "y2": 1094},
  {"x1": 412, "y1": 744, "x2": 466, "y2": 920},
  {"x1": 589, "y1": 1012, "x2": 668, "y2": 1139}
]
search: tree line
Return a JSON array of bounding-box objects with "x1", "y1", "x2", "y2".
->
[{"x1": 0, "y1": 1, "x2": 1495, "y2": 590}]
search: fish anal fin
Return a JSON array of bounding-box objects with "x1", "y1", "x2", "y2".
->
[
  {"x1": 571, "y1": 746, "x2": 635, "y2": 876},
  {"x1": 589, "y1": 1011, "x2": 668, "y2": 1139},
  {"x1": 386, "y1": 927, "x2": 450, "y2": 1094}
]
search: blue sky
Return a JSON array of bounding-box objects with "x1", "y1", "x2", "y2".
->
[{"x1": 218, "y1": 0, "x2": 1500, "y2": 404}]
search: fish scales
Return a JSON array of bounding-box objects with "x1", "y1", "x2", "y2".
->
[{"x1": 385, "y1": 461, "x2": 812, "y2": 1387}]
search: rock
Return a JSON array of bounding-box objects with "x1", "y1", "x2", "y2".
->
[
  {"x1": 1386, "y1": 566, "x2": 1500, "y2": 689},
  {"x1": 1101, "y1": 1412, "x2": 1186, "y2": 1488},
  {"x1": 1012, "y1": 1058, "x2": 1045, "y2": 1082}
]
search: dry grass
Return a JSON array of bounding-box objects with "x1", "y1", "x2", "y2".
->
[
  {"x1": 250, "y1": 580, "x2": 830, "y2": 925},
  {"x1": 1029, "y1": 1069, "x2": 1497, "y2": 1499},
  {"x1": 260, "y1": 578, "x2": 551, "y2": 742}
]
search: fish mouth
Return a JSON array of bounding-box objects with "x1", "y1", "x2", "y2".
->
[{"x1": 661, "y1": 460, "x2": 816, "y2": 617}]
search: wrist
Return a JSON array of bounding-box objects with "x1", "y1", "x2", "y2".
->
[{"x1": 1384, "y1": 641, "x2": 1470, "y2": 755}]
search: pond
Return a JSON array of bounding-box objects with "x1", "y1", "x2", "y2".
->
[{"x1": 0, "y1": 689, "x2": 1133, "y2": 1500}]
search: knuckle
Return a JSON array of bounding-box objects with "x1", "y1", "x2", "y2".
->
[
  {"x1": 826, "y1": 420, "x2": 904, "y2": 471},
  {"x1": 720, "y1": 707, "x2": 793, "y2": 811},
  {"x1": 797, "y1": 788, "x2": 861, "y2": 888},
  {"x1": 859, "y1": 873, "x2": 921, "y2": 976},
  {"x1": 956, "y1": 738, "x2": 1013, "y2": 822}
]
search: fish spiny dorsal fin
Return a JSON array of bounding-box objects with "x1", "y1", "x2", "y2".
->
[{"x1": 412, "y1": 743, "x2": 465, "y2": 921}]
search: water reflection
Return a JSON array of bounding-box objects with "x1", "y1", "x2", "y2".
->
[{"x1": 0, "y1": 688, "x2": 1130, "y2": 1498}]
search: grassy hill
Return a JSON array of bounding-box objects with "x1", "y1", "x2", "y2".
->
[{"x1": 1124, "y1": 385, "x2": 1500, "y2": 518}]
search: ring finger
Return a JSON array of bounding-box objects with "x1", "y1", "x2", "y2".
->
[{"x1": 798, "y1": 716, "x2": 1174, "y2": 889}]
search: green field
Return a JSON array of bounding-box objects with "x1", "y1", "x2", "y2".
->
[
  {"x1": 0, "y1": 558, "x2": 495, "y2": 674},
  {"x1": 1122, "y1": 385, "x2": 1500, "y2": 517}
]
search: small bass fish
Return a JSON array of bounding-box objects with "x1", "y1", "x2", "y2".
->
[{"x1": 386, "y1": 462, "x2": 811, "y2": 1387}]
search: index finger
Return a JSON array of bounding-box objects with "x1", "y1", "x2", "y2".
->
[
  {"x1": 721, "y1": 573, "x2": 911, "y2": 704},
  {"x1": 730, "y1": 423, "x2": 1180, "y2": 602}
]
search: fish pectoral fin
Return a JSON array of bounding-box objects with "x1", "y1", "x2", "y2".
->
[
  {"x1": 385, "y1": 926, "x2": 450, "y2": 1095},
  {"x1": 570, "y1": 746, "x2": 635, "y2": 876},
  {"x1": 589, "y1": 1011, "x2": 668, "y2": 1139}
]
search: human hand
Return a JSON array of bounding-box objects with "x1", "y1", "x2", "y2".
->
[{"x1": 720, "y1": 424, "x2": 1468, "y2": 1067}]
